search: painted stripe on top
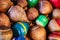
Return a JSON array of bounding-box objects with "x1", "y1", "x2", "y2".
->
[{"x1": 18, "y1": 22, "x2": 27, "y2": 34}]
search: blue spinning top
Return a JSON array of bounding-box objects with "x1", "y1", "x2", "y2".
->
[
  {"x1": 15, "y1": 36, "x2": 25, "y2": 40},
  {"x1": 12, "y1": 22, "x2": 29, "y2": 37}
]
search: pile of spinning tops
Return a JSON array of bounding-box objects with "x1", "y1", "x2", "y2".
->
[{"x1": 0, "y1": 0, "x2": 60, "y2": 40}]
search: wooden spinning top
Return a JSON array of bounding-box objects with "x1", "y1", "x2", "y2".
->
[
  {"x1": 39, "y1": 1, "x2": 53, "y2": 14},
  {"x1": 53, "y1": 9, "x2": 60, "y2": 19},
  {"x1": 8, "y1": 5, "x2": 29, "y2": 22},
  {"x1": 0, "y1": 13, "x2": 11, "y2": 27},
  {"x1": 48, "y1": 19, "x2": 60, "y2": 32},
  {"x1": 30, "y1": 25, "x2": 46, "y2": 40},
  {"x1": 0, "y1": 0, "x2": 13, "y2": 12},
  {"x1": 0, "y1": 28, "x2": 13, "y2": 40},
  {"x1": 27, "y1": 8, "x2": 39, "y2": 21}
]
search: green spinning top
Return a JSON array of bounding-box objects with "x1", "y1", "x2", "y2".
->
[
  {"x1": 27, "y1": 0, "x2": 39, "y2": 8},
  {"x1": 36, "y1": 15, "x2": 49, "y2": 27}
]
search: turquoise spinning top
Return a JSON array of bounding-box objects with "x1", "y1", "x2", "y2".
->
[{"x1": 12, "y1": 22, "x2": 29, "y2": 37}]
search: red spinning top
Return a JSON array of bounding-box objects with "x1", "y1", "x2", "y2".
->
[
  {"x1": 49, "y1": 32, "x2": 60, "y2": 37},
  {"x1": 50, "y1": 0, "x2": 60, "y2": 8},
  {"x1": 55, "y1": 19, "x2": 60, "y2": 26}
]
